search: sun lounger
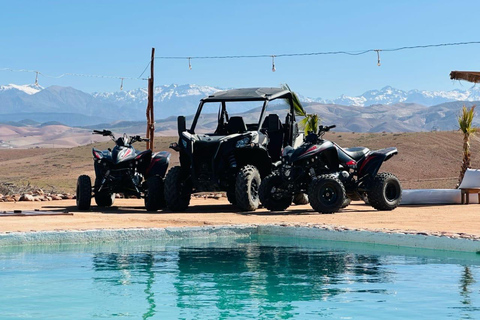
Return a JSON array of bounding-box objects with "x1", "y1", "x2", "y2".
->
[{"x1": 458, "y1": 169, "x2": 480, "y2": 204}]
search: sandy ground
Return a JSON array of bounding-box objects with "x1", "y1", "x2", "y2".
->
[{"x1": 0, "y1": 198, "x2": 480, "y2": 237}]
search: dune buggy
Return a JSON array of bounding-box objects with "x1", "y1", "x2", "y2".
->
[{"x1": 165, "y1": 87, "x2": 306, "y2": 211}]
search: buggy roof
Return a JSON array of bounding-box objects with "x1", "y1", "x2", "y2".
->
[{"x1": 202, "y1": 87, "x2": 292, "y2": 102}]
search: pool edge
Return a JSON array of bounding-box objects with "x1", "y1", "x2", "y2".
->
[
  {"x1": 257, "y1": 225, "x2": 480, "y2": 253},
  {"x1": 0, "y1": 224, "x2": 479, "y2": 253}
]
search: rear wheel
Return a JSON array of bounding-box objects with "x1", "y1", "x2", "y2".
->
[
  {"x1": 341, "y1": 197, "x2": 351, "y2": 208},
  {"x1": 164, "y1": 166, "x2": 191, "y2": 211},
  {"x1": 235, "y1": 165, "x2": 261, "y2": 211},
  {"x1": 259, "y1": 174, "x2": 292, "y2": 211},
  {"x1": 308, "y1": 174, "x2": 345, "y2": 214},
  {"x1": 76, "y1": 175, "x2": 92, "y2": 211},
  {"x1": 292, "y1": 193, "x2": 309, "y2": 205},
  {"x1": 367, "y1": 172, "x2": 402, "y2": 211},
  {"x1": 95, "y1": 191, "x2": 115, "y2": 207},
  {"x1": 144, "y1": 176, "x2": 165, "y2": 211}
]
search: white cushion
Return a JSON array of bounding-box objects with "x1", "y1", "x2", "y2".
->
[
  {"x1": 459, "y1": 168, "x2": 480, "y2": 189},
  {"x1": 401, "y1": 189, "x2": 466, "y2": 205}
]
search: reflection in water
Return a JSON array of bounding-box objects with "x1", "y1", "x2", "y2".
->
[
  {"x1": 459, "y1": 265, "x2": 477, "y2": 319},
  {"x1": 91, "y1": 244, "x2": 392, "y2": 318},
  {"x1": 174, "y1": 246, "x2": 390, "y2": 318},
  {"x1": 142, "y1": 255, "x2": 155, "y2": 320},
  {"x1": 460, "y1": 266, "x2": 475, "y2": 305},
  {"x1": 2, "y1": 238, "x2": 480, "y2": 319},
  {"x1": 93, "y1": 253, "x2": 158, "y2": 319}
]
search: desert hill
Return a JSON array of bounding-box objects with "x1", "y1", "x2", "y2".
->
[
  {"x1": 0, "y1": 131, "x2": 476, "y2": 193},
  {"x1": 0, "y1": 124, "x2": 97, "y2": 148},
  {"x1": 1, "y1": 83, "x2": 480, "y2": 132}
]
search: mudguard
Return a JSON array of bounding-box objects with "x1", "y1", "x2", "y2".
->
[
  {"x1": 146, "y1": 151, "x2": 171, "y2": 178},
  {"x1": 135, "y1": 149, "x2": 153, "y2": 174},
  {"x1": 92, "y1": 148, "x2": 112, "y2": 178},
  {"x1": 92, "y1": 148, "x2": 103, "y2": 159},
  {"x1": 92, "y1": 147, "x2": 111, "y2": 160},
  {"x1": 358, "y1": 147, "x2": 397, "y2": 180}
]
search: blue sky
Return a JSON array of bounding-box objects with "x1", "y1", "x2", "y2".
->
[{"x1": 2, "y1": 0, "x2": 480, "y2": 98}]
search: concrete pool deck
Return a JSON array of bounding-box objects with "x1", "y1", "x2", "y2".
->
[{"x1": 0, "y1": 198, "x2": 480, "y2": 251}]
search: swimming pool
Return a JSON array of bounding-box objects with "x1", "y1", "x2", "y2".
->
[{"x1": 1, "y1": 235, "x2": 479, "y2": 319}]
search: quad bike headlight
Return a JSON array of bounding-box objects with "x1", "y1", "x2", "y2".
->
[{"x1": 236, "y1": 136, "x2": 251, "y2": 148}]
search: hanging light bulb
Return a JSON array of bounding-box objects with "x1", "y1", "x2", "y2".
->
[
  {"x1": 120, "y1": 78, "x2": 124, "y2": 91},
  {"x1": 271, "y1": 55, "x2": 276, "y2": 72},
  {"x1": 34, "y1": 71, "x2": 39, "y2": 86},
  {"x1": 375, "y1": 50, "x2": 381, "y2": 66},
  {"x1": 188, "y1": 57, "x2": 192, "y2": 70}
]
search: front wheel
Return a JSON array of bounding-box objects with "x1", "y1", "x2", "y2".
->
[
  {"x1": 308, "y1": 174, "x2": 345, "y2": 214},
  {"x1": 164, "y1": 166, "x2": 191, "y2": 211},
  {"x1": 259, "y1": 174, "x2": 292, "y2": 211},
  {"x1": 76, "y1": 175, "x2": 92, "y2": 211},
  {"x1": 367, "y1": 172, "x2": 402, "y2": 211},
  {"x1": 144, "y1": 176, "x2": 165, "y2": 211},
  {"x1": 235, "y1": 165, "x2": 261, "y2": 211},
  {"x1": 94, "y1": 178, "x2": 115, "y2": 207},
  {"x1": 94, "y1": 190, "x2": 115, "y2": 207}
]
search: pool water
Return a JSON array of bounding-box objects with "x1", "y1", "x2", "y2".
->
[{"x1": 1, "y1": 235, "x2": 480, "y2": 319}]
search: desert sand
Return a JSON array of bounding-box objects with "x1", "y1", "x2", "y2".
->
[{"x1": 1, "y1": 198, "x2": 479, "y2": 238}]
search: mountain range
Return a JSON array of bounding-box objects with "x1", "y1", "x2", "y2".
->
[{"x1": 0, "y1": 83, "x2": 479, "y2": 132}]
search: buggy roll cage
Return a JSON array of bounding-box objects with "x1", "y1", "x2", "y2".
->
[{"x1": 189, "y1": 87, "x2": 301, "y2": 134}]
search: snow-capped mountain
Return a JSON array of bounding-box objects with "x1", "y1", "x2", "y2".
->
[
  {"x1": 95, "y1": 84, "x2": 480, "y2": 113},
  {"x1": 0, "y1": 84, "x2": 43, "y2": 95},
  {"x1": 94, "y1": 84, "x2": 219, "y2": 102},
  {"x1": 93, "y1": 84, "x2": 221, "y2": 118},
  {"x1": 1, "y1": 83, "x2": 480, "y2": 131},
  {"x1": 307, "y1": 85, "x2": 480, "y2": 107}
]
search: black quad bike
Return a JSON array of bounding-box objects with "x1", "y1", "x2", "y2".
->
[
  {"x1": 259, "y1": 124, "x2": 402, "y2": 213},
  {"x1": 165, "y1": 87, "x2": 307, "y2": 211},
  {"x1": 76, "y1": 130, "x2": 170, "y2": 211}
]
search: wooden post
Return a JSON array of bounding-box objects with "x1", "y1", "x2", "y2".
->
[{"x1": 146, "y1": 48, "x2": 155, "y2": 150}]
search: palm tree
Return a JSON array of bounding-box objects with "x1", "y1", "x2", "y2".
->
[
  {"x1": 282, "y1": 84, "x2": 320, "y2": 135},
  {"x1": 457, "y1": 105, "x2": 477, "y2": 186}
]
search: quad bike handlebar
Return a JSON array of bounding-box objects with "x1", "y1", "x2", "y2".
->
[
  {"x1": 93, "y1": 129, "x2": 113, "y2": 137},
  {"x1": 130, "y1": 135, "x2": 150, "y2": 143},
  {"x1": 305, "y1": 124, "x2": 336, "y2": 143},
  {"x1": 92, "y1": 130, "x2": 149, "y2": 145},
  {"x1": 318, "y1": 124, "x2": 336, "y2": 133}
]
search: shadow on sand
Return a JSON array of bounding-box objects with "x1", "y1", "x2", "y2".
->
[{"x1": 40, "y1": 200, "x2": 377, "y2": 216}]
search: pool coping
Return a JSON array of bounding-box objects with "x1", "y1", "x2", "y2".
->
[{"x1": 1, "y1": 224, "x2": 479, "y2": 253}]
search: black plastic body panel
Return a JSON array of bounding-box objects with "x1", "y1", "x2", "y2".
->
[{"x1": 358, "y1": 147, "x2": 398, "y2": 180}]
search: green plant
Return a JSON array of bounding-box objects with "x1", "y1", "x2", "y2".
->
[
  {"x1": 457, "y1": 105, "x2": 477, "y2": 186},
  {"x1": 282, "y1": 84, "x2": 320, "y2": 135}
]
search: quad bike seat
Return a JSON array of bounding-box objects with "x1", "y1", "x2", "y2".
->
[
  {"x1": 343, "y1": 147, "x2": 370, "y2": 160},
  {"x1": 263, "y1": 114, "x2": 283, "y2": 161},
  {"x1": 227, "y1": 116, "x2": 247, "y2": 134}
]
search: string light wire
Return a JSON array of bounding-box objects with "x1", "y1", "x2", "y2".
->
[
  {"x1": 153, "y1": 41, "x2": 480, "y2": 69},
  {"x1": 2, "y1": 40, "x2": 480, "y2": 83},
  {"x1": 153, "y1": 41, "x2": 480, "y2": 60},
  {"x1": 0, "y1": 67, "x2": 147, "y2": 81}
]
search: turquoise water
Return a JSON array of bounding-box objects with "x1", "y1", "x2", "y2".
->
[{"x1": 1, "y1": 236, "x2": 480, "y2": 319}]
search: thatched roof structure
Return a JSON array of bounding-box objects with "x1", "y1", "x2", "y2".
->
[{"x1": 450, "y1": 71, "x2": 480, "y2": 83}]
